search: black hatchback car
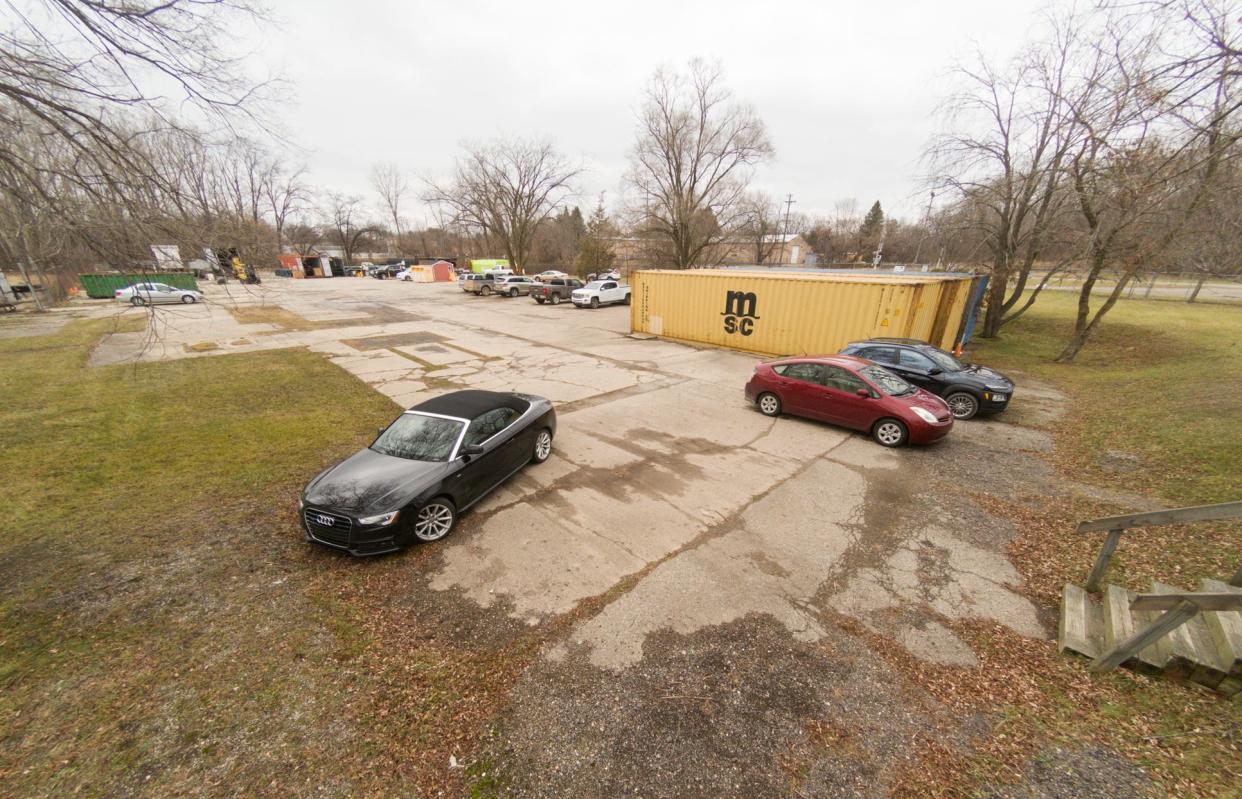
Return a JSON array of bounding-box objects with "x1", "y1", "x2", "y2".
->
[
  {"x1": 301, "y1": 390, "x2": 556, "y2": 555},
  {"x1": 839, "y1": 338, "x2": 1014, "y2": 420}
]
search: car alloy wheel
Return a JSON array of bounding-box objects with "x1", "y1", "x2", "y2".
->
[
  {"x1": 413, "y1": 500, "x2": 456, "y2": 542},
  {"x1": 757, "y1": 392, "x2": 781, "y2": 417},
  {"x1": 873, "y1": 419, "x2": 907, "y2": 447},
  {"x1": 510, "y1": 288, "x2": 518, "y2": 297},
  {"x1": 944, "y1": 392, "x2": 979, "y2": 420},
  {"x1": 481, "y1": 285, "x2": 492, "y2": 296},
  {"x1": 181, "y1": 294, "x2": 196, "y2": 303},
  {"x1": 623, "y1": 293, "x2": 631, "y2": 305},
  {"x1": 590, "y1": 297, "x2": 599, "y2": 309},
  {"x1": 532, "y1": 429, "x2": 553, "y2": 463},
  {"x1": 550, "y1": 294, "x2": 560, "y2": 305}
]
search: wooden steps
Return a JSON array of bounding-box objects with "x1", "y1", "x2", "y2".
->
[{"x1": 1058, "y1": 579, "x2": 1242, "y2": 697}]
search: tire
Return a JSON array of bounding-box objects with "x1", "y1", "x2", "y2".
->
[
  {"x1": 480, "y1": 285, "x2": 492, "y2": 296},
  {"x1": 181, "y1": 294, "x2": 196, "y2": 304},
  {"x1": 532, "y1": 428, "x2": 553, "y2": 463},
  {"x1": 757, "y1": 392, "x2": 782, "y2": 417},
  {"x1": 550, "y1": 294, "x2": 560, "y2": 305},
  {"x1": 412, "y1": 498, "x2": 456, "y2": 542},
  {"x1": 535, "y1": 297, "x2": 545, "y2": 304},
  {"x1": 130, "y1": 296, "x2": 144, "y2": 306},
  {"x1": 944, "y1": 392, "x2": 980, "y2": 420},
  {"x1": 509, "y1": 288, "x2": 519, "y2": 297},
  {"x1": 623, "y1": 292, "x2": 631, "y2": 305},
  {"x1": 872, "y1": 418, "x2": 908, "y2": 448},
  {"x1": 590, "y1": 297, "x2": 599, "y2": 309}
]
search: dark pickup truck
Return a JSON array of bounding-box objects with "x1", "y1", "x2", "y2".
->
[{"x1": 531, "y1": 278, "x2": 584, "y2": 305}]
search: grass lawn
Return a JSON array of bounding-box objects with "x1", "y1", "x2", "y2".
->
[
  {"x1": 0, "y1": 317, "x2": 532, "y2": 797},
  {"x1": 911, "y1": 293, "x2": 1242, "y2": 797},
  {"x1": 969, "y1": 291, "x2": 1242, "y2": 506}
]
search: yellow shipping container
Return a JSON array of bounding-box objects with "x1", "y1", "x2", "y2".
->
[{"x1": 630, "y1": 269, "x2": 976, "y2": 356}]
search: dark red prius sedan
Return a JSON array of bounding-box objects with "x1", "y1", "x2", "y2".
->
[{"x1": 744, "y1": 355, "x2": 953, "y2": 447}]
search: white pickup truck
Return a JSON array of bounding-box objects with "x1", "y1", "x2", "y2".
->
[{"x1": 571, "y1": 280, "x2": 631, "y2": 309}]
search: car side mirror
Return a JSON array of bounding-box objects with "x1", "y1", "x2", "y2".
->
[
  {"x1": 928, "y1": 367, "x2": 942, "y2": 375},
  {"x1": 461, "y1": 443, "x2": 485, "y2": 459},
  {"x1": 856, "y1": 388, "x2": 871, "y2": 398}
]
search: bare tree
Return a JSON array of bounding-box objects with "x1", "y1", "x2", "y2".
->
[
  {"x1": 1053, "y1": 1, "x2": 1240, "y2": 361},
  {"x1": 737, "y1": 192, "x2": 783, "y2": 264},
  {"x1": 285, "y1": 219, "x2": 322, "y2": 257},
  {"x1": 424, "y1": 137, "x2": 579, "y2": 273},
  {"x1": 264, "y1": 162, "x2": 309, "y2": 251},
  {"x1": 926, "y1": 22, "x2": 1080, "y2": 338},
  {"x1": 0, "y1": 0, "x2": 270, "y2": 306},
  {"x1": 322, "y1": 194, "x2": 379, "y2": 265},
  {"x1": 371, "y1": 162, "x2": 409, "y2": 255},
  {"x1": 626, "y1": 59, "x2": 773, "y2": 269}
]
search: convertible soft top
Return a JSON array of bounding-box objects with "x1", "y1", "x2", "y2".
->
[{"x1": 409, "y1": 390, "x2": 529, "y2": 420}]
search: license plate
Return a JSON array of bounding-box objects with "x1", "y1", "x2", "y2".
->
[{"x1": 992, "y1": 393, "x2": 1007, "y2": 402}]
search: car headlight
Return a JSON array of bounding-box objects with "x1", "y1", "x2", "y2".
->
[
  {"x1": 358, "y1": 510, "x2": 400, "y2": 526},
  {"x1": 912, "y1": 407, "x2": 938, "y2": 424},
  {"x1": 985, "y1": 385, "x2": 1010, "y2": 392}
]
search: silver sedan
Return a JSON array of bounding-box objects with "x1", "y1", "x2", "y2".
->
[{"x1": 114, "y1": 282, "x2": 204, "y2": 305}]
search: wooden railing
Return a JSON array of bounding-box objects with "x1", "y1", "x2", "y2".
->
[
  {"x1": 1079, "y1": 500, "x2": 1242, "y2": 592},
  {"x1": 1077, "y1": 500, "x2": 1242, "y2": 673}
]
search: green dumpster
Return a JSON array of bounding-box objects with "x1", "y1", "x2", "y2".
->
[{"x1": 79, "y1": 273, "x2": 199, "y2": 299}]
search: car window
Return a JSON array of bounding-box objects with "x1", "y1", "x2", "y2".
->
[
  {"x1": 821, "y1": 365, "x2": 869, "y2": 394},
  {"x1": 861, "y1": 346, "x2": 897, "y2": 364},
  {"x1": 782, "y1": 362, "x2": 823, "y2": 384},
  {"x1": 371, "y1": 413, "x2": 464, "y2": 462},
  {"x1": 861, "y1": 365, "x2": 916, "y2": 397},
  {"x1": 463, "y1": 407, "x2": 520, "y2": 447},
  {"x1": 898, "y1": 349, "x2": 936, "y2": 370},
  {"x1": 602, "y1": 282, "x2": 617, "y2": 290},
  {"x1": 584, "y1": 281, "x2": 604, "y2": 290},
  {"x1": 157, "y1": 285, "x2": 173, "y2": 292},
  {"x1": 550, "y1": 279, "x2": 564, "y2": 286},
  {"x1": 924, "y1": 348, "x2": 964, "y2": 372}
]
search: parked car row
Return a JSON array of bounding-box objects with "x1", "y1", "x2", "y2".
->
[
  {"x1": 455, "y1": 269, "x2": 632, "y2": 309},
  {"x1": 744, "y1": 338, "x2": 1015, "y2": 447},
  {"x1": 301, "y1": 334, "x2": 1014, "y2": 557}
]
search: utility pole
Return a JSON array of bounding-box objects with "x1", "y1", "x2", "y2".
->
[{"x1": 779, "y1": 194, "x2": 795, "y2": 264}]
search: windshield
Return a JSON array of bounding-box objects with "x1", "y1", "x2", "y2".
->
[
  {"x1": 583, "y1": 281, "x2": 605, "y2": 290},
  {"x1": 371, "y1": 413, "x2": 464, "y2": 461},
  {"x1": 861, "y1": 365, "x2": 917, "y2": 397},
  {"x1": 924, "y1": 348, "x2": 963, "y2": 372}
]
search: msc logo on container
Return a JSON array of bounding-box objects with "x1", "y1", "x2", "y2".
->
[{"x1": 721, "y1": 290, "x2": 759, "y2": 336}]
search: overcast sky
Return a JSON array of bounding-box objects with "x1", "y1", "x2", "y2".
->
[{"x1": 258, "y1": 0, "x2": 1050, "y2": 224}]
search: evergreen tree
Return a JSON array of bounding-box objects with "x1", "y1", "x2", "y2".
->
[
  {"x1": 858, "y1": 200, "x2": 884, "y2": 258},
  {"x1": 576, "y1": 197, "x2": 616, "y2": 277}
]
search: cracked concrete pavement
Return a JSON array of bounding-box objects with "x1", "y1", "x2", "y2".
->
[{"x1": 77, "y1": 273, "x2": 1107, "y2": 795}]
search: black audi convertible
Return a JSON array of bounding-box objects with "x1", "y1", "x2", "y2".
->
[{"x1": 301, "y1": 390, "x2": 556, "y2": 555}]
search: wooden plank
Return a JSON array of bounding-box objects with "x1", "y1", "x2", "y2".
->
[
  {"x1": 1091, "y1": 601, "x2": 1198, "y2": 673},
  {"x1": 1201, "y1": 579, "x2": 1242, "y2": 675},
  {"x1": 1076, "y1": 500, "x2": 1242, "y2": 533},
  {"x1": 1084, "y1": 528, "x2": 1122, "y2": 592},
  {"x1": 1058, "y1": 584, "x2": 1099, "y2": 658},
  {"x1": 1131, "y1": 593, "x2": 1242, "y2": 612},
  {"x1": 1151, "y1": 582, "x2": 1208, "y2": 674}
]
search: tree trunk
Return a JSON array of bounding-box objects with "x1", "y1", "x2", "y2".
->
[
  {"x1": 15, "y1": 259, "x2": 45, "y2": 311},
  {"x1": 980, "y1": 260, "x2": 1009, "y2": 338},
  {"x1": 1055, "y1": 271, "x2": 1132, "y2": 363},
  {"x1": 1188, "y1": 274, "x2": 1207, "y2": 303}
]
